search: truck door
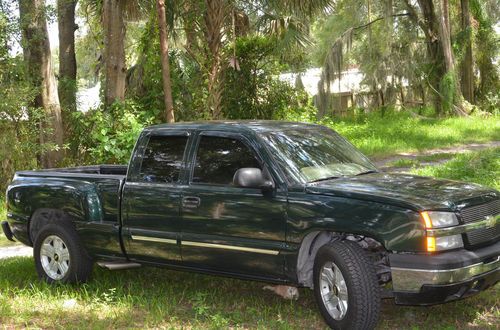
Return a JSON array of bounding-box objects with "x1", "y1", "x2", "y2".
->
[
  {"x1": 180, "y1": 132, "x2": 287, "y2": 279},
  {"x1": 121, "y1": 131, "x2": 189, "y2": 263}
]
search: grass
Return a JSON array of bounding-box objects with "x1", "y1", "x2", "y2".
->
[
  {"x1": 415, "y1": 153, "x2": 455, "y2": 162},
  {"x1": 319, "y1": 112, "x2": 500, "y2": 158},
  {"x1": 0, "y1": 114, "x2": 499, "y2": 328},
  {"x1": 0, "y1": 148, "x2": 499, "y2": 328},
  {"x1": 0, "y1": 257, "x2": 497, "y2": 329},
  {"x1": 387, "y1": 158, "x2": 421, "y2": 168},
  {"x1": 412, "y1": 147, "x2": 500, "y2": 190}
]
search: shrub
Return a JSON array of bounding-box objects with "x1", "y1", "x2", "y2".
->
[{"x1": 71, "y1": 100, "x2": 156, "y2": 164}]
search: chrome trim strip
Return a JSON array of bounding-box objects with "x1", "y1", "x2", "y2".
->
[
  {"x1": 391, "y1": 255, "x2": 500, "y2": 292},
  {"x1": 182, "y1": 241, "x2": 280, "y2": 255},
  {"x1": 426, "y1": 214, "x2": 500, "y2": 237},
  {"x1": 131, "y1": 235, "x2": 177, "y2": 244}
]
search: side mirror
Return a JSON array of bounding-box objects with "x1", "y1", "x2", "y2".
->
[{"x1": 233, "y1": 168, "x2": 274, "y2": 191}]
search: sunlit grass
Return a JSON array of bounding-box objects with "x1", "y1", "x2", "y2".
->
[
  {"x1": 0, "y1": 116, "x2": 499, "y2": 328},
  {"x1": 412, "y1": 147, "x2": 500, "y2": 190},
  {"x1": 386, "y1": 158, "x2": 420, "y2": 168},
  {"x1": 319, "y1": 112, "x2": 500, "y2": 158},
  {"x1": 0, "y1": 257, "x2": 497, "y2": 329}
]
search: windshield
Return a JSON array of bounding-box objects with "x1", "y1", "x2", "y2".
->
[{"x1": 260, "y1": 126, "x2": 377, "y2": 184}]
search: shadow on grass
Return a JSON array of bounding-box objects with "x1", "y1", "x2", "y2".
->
[{"x1": 0, "y1": 257, "x2": 497, "y2": 329}]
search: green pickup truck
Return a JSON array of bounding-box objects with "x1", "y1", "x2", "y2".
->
[{"x1": 3, "y1": 121, "x2": 499, "y2": 329}]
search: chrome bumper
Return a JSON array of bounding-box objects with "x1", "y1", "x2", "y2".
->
[{"x1": 391, "y1": 255, "x2": 500, "y2": 292}]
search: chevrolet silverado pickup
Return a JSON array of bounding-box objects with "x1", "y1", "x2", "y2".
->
[{"x1": 3, "y1": 121, "x2": 499, "y2": 329}]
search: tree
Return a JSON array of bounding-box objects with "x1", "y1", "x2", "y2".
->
[
  {"x1": 102, "y1": 0, "x2": 126, "y2": 106},
  {"x1": 403, "y1": 0, "x2": 465, "y2": 114},
  {"x1": 19, "y1": 0, "x2": 64, "y2": 167},
  {"x1": 57, "y1": 0, "x2": 78, "y2": 133},
  {"x1": 156, "y1": 0, "x2": 175, "y2": 123},
  {"x1": 460, "y1": 0, "x2": 473, "y2": 103},
  {"x1": 436, "y1": 0, "x2": 466, "y2": 114},
  {"x1": 204, "y1": 0, "x2": 226, "y2": 119}
]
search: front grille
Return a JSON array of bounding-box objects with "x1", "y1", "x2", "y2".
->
[
  {"x1": 460, "y1": 199, "x2": 500, "y2": 247},
  {"x1": 461, "y1": 199, "x2": 500, "y2": 223}
]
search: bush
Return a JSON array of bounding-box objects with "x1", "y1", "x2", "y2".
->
[
  {"x1": 222, "y1": 35, "x2": 316, "y2": 120},
  {"x1": 71, "y1": 100, "x2": 156, "y2": 164}
]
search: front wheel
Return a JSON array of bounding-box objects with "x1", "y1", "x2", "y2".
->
[
  {"x1": 34, "y1": 223, "x2": 93, "y2": 284},
  {"x1": 313, "y1": 240, "x2": 380, "y2": 330}
]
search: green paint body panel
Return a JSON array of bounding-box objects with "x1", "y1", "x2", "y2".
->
[{"x1": 5, "y1": 121, "x2": 500, "y2": 284}]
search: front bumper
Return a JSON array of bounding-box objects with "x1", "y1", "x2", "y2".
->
[
  {"x1": 390, "y1": 240, "x2": 500, "y2": 305},
  {"x1": 1, "y1": 220, "x2": 15, "y2": 242}
]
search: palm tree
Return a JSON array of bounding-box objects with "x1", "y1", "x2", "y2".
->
[
  {"x1": 157, "y1": 0, "x2": 175, "y2": 123},
  {"x1": 19, "y1": 0, "x2": 64, "y2": 167},
  {"x1": 102, "y1": 0, "x2": 126, "y2": 106},
  {"x1": 57, "y1": 0, "x2": 78, "y2": 114},
  {"x1": 81, "y1": 0, "x2": 150, "y2": 107}
]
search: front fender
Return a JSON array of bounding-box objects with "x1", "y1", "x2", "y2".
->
[{"x1": 286, "y1": 192, "x2": 426, "y2": 252}]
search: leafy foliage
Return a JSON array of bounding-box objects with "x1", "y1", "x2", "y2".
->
[
  {"x1": 222, "y1": 35, "x2": 314, "y2": 120},
  {"x1": 71, "y1": 101, "x2": 155, "y2": 164}
]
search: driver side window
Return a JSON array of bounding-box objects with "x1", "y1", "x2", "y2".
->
[{"x1": 192, "y1": 135, "x2": 261, "y2": 185}]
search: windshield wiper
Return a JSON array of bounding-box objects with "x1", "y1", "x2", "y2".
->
[
  {"x1": 308, "y1": 176, "x2": 342, "y2": 183},
  {"x1": 355, "y1": 170, "x2": 378, "y2": 176}
]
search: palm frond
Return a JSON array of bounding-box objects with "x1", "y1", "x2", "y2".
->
[{"x1": 263, "y1": 0, "x2": 334, "y2": 17}]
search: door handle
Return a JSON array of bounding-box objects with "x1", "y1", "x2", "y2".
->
[{"x1": 182, "y1": 196, "x2": 201, "y2": 209}]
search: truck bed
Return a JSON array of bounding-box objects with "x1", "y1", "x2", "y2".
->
[
  {"x1": 9, "y1": 165, "x2": 127, "y2": 258},
  {"x1": 16, "y1": 164, "x2": 128, "y2": 177}
]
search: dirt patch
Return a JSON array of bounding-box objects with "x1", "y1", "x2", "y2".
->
[
  {"x1": 375, "y1": 141, "x2": 500, "y2": 172},
  {"x1": 0, "y1": 245, "x2": 32, "y2": 259}
]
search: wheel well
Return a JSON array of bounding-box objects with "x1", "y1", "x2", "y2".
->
[
  {"x1": 296, "y1": 231, "x2": 390, "y2": 288},
  {"x1": 29, "y1": 208, "x2": 73, "y2": 244}
]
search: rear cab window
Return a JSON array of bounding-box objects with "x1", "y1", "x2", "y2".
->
[{"x1": 139, "y1": 135, "x2": 189, "y2": 183}]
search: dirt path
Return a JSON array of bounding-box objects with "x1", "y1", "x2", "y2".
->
[
  {"x1": 0, "y1": 245, "x2": 32, "y2": 259},
  {"x1": 375, "y1": 141, "x2": 500, "y2": 172}
]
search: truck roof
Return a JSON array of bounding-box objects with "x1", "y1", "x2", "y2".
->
[{"x1": 144, "y1": 120, "x2": 322, "y2": 134}]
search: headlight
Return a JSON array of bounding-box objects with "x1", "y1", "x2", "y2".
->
[
  {"x1": 431, "y1": 235, "x2": 464, "y2": 251},
  {"x1": 421, "y1": 211, "x2": 463, "y2": 251},
  {"x1": 421, "y1": 211, "x2": 459, "y2": 228}
]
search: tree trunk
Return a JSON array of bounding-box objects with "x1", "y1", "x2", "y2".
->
[
  {"x1": 436, "y1": 0, "x2": 466, "y2": 115},
  {"x1": 414, "y1": 0, "x2": 444, "y2": 113},
  {"x1": 460, "y1": 0, "x2": 474, "y2": 103},
  {"x1": 437, "y1": 0, "x2": 453, "y2": 73},
  {"x1": 157, "y1": 0, "x2": 175, "y2": 123},
  {"x1": 183, "y1": 1, "x2": 198, "y2": 52},
  {"x1": 19, "y1": 0, "x2": 64, "y2": 168},
  {"x1": 57, "y1": 0, "x2": 77, "y2": 138},
  {"x1": 102, "y1": 0, "x2": 126, "y2": 107},
  {"x1": 204, "y1": 0, "x2": 225, "y2": 119}
]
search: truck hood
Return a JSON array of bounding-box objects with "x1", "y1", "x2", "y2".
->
[{"x1": 305, "y1": 172, "x2": 499, "y2": 211}]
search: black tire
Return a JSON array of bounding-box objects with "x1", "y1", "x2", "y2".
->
[
  {"x1": 313, "y1": 240, "x2": 381, "y2": 330},
  {"x1": 34, "y1": 223, "x2": 93, "y2": 284}
]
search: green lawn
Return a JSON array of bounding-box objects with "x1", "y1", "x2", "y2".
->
[
  {"x1": 0, "y1": 257, "x2": 497, "y2": 330},
  {"x1": 411, "y1": 147, "x2": 500, "y2": 190},
  {"x1": 0, "y1": 116, "x2": 499, "y2": 328},
  {"x1": 0, "y1": 148, "x2": 499, "y2": 328},
  {"x1": 320, "y1": 113, "x2": 500, "y2": 158}
]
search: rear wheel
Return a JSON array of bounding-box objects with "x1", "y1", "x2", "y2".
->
[
  {"x1": 34, "y1": 223, "x2": 92, "y2": 283},
  {"x1": 313, "y1": 240, "x2": 380, "y2": 330}
]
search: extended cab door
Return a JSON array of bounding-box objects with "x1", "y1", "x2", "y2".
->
[
  {"x1": 121, "y1": 131, "x2": 189, "y2": 263},
  {"x1": 180, "y1": 131, "x2": 287, "y2": 279}
]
